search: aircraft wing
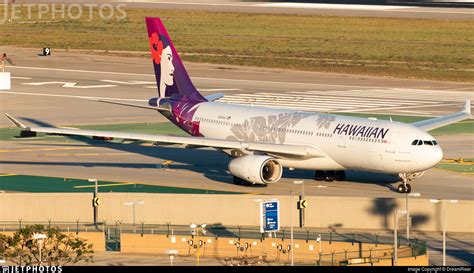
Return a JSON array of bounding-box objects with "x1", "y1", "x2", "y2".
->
[
  {"x1": 4, "y1": 114, "x2": 326, "y2": 159},
  {"x1": 411, "y1": 100, "x2": 472, "y2": 132}
]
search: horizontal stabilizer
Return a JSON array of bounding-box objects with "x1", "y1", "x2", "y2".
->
[
  {"x1": 204, "y1": 93, "x2": 224, "y2": 102},
  {"x1": 4, "y1": 114, "x2": 28, "y2": 129},
  {"x1": 84, "y1": 98, "x2": 171, "y2": 111},
  {"x1": 412, "y1": 100, "x2": 472, "y2": 131}
]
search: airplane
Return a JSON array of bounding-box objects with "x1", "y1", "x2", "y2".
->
[{"x1": 5, "y1": 17, "x2": 472, "y2": 194}]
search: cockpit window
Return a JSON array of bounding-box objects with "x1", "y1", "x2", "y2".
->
[{"x1": 412, "y1": 139, "x2": 438, "y2": 146}]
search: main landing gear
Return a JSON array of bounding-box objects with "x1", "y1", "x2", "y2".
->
[
  {"x1": 314, "y1": 170, "x2": 346, "y2": 182},
  {"x1": 397, "y1": 172, "x2": 425, "y2": 194}
]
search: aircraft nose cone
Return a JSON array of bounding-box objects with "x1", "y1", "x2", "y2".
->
[
  {"x1": 434, "y1": 146, "x2": 444, "y2": 165},
  {"x1": 428, "y1": 146, "x2": 443, "y2": 168}
]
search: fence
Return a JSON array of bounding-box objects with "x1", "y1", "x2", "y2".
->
[
  {"x1": 0, "y1": 220, "x2": 421, "y2": 245},
  {"x1": 0, "y1": 220, "x2": 427, "y2": 265}
]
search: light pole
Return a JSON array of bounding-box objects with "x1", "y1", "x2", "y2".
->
[
  {"x1": 294, "y1": 180, "x2": 305, "y2": 228},
  {"x1": 166, "y1": 249, "x2": 178, "y2": 266},
  {"x1": 289, "y1": 180, "x2": 305, "y2": 266},
  {"x1": 32, "y1": 233, "x2": 47, "y2": 265},
  {"x1": 190, "y1": 223, "x2": 207, "y2": 266},
  {"x1": 289, "y1": 189, "x2": 294, "y2": 266},
  {"x1": 430, "y1": 199, "x2": 458, "y2": 266},
  {"x1": 406, "y1": 192, "x2": 421, "y2": 241},
  {"x1": 317, "y1": 234, "x2": 322, "y2": 253},
  {"x1": 89, "y1": 178, "x2": 99, "y2": 226},
  {"x1": 393, "y1": 210, "x2": 407, "y2": 266},
  {"x1": 123, "y1": 201, "x2": 144, "y2": 227}
]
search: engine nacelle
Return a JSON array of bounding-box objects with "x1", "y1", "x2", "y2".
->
[{"x1": 228, "y1": 155, "x2": 283, "y2": 185}]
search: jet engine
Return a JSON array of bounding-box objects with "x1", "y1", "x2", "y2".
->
[{"x1": 228, "y1": 155, "x2": 283, "y2": 185}]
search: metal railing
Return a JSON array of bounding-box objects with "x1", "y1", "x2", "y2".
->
[
  {"x1": 0, "y1": 220, "x2": 423, "y2": 244},
  {"x1": 0, "y1": 220, "x2": 427, "y2": 265}
]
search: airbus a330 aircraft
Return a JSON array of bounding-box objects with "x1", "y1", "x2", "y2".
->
[{"x1": 5, "y1": 18, "x2": 472, "y2": 193}]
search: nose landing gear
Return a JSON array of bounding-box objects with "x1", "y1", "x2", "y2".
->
[
  {"x1": 397, "y1": 183, "x2": 411, "y2": 194},
  {"x1": 397, "y1": 172, "x2": 424, "y2": 194}
]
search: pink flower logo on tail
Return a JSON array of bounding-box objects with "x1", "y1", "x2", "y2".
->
[{"x1": 149, "y1": 32, "x2": 163, "y2": 65}]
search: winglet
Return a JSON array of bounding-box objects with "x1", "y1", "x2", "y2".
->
[
  {"x1": 462, "y1": 100, "x2": 471, "y2": 115},
  {"x1": 4, "y1": 114, "x2": 28, "y2": 129}
]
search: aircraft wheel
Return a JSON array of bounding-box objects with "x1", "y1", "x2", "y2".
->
[
  {"x1": 335, "y1": 171, "x2": 346, "y2": 181},
  {"x1": 325, "y1": 171, "x2": 335, "y2": 182},
  {"x1": 398, "y1": 184, "x2": 407, "y2": 193},
  {"x1": 405, "y1": 183, "x2": 412, "y2": 193},
  {"x1": 314, "y1": 171, "x2": 325, "y2": 181}
]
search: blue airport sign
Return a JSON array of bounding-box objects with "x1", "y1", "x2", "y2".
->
[{"x1": 261, "y1": 201, "x2": 279, "y2": 232}]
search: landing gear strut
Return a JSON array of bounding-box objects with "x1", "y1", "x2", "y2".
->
[{"x1": 397, "y1": 172, "x2": 424, "y2": 194}]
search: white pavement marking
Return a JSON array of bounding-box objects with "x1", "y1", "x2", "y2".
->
[
  {"x1": 0, "y1": 91, "x2": 147, "y2": 102},
  {"x1": 101, "y1": 80, "x2": 156, "y2": 85},
  {"x1": 7, "y1": 65, "x2": 474, "y2": 92},
  {"x1": 22, "y1": 81, "x2": 117, "y2": 89},
  {"x1": 217, "y1": 88, "x2": 471, "y2": 115},
  {"x1": 199, "y1": 88, "x2": 241, "y2": 92},
  {"x1": 11, "y1": 76, "x2": 32, "y2": 80},
  {"x1": 323, "y1": 89, "x2": 474, "y2": 102},
  {"x1": 255, "y1": 3, "x2": 415, "y2": 10},
  {"x1": 7, "y1": 66, "x2": 155, "y2": 77}
]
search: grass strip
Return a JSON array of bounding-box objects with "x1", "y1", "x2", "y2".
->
[{"x1": 0, "y1": 6, "x2": 473, "y2": 81}]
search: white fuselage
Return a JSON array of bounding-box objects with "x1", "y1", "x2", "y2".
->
[{"x1": 192, "y1": 102, "x2": 443, "y2": 174}]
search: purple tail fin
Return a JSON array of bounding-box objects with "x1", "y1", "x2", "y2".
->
[{"x1": 145, "y1": 17, "x2": 206, "y2": 102}]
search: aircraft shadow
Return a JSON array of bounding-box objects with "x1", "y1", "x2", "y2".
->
[{"x1": 283, "y1": 168, "x2": 401, "y2": 191}]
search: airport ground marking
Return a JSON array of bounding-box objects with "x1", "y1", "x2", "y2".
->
[
  {"x1": 0, "y1": 91, "x2": 147, "y2": 102},
  {"x1": 255, "y1": 3, "x2": 415, "y2": 10},
  {"x1": 22, "y1": 81, "x2": 117, "y2": 89},
  {"x1": 100, "y1": 80, "x2": 155, "y2": 85},
  {"x1": 74, "y1": 182, "x2": 135, "y2": 189},
  {"x1": 199, "y1": 88, "x2": 241, "y2": 92},
  {"x1": 45, "y1": 153, "x2": 129, "y2": 157},
  {"x1": 434, "y1": 167, "x2": 473, "y2": 177},
  {"x1": 0, "y1": 146, "x2": 97, "y2": 153},
  {"x1": 9, "y1": 65, "x2": 473, "y2": 92}
]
